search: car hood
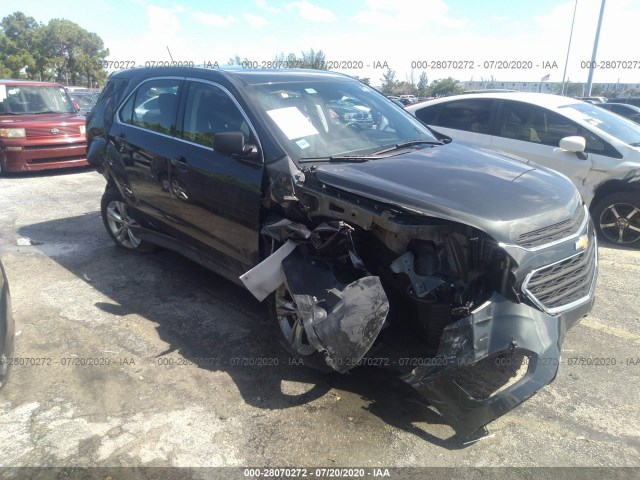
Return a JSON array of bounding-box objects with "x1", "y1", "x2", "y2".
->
[{"x1": 313, "y1": 143, "x2": 582, "y2": 244}]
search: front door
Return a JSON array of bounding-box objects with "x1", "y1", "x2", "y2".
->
[{"x1": 165, "y1": 80, "x2": 264, "y2": 276}]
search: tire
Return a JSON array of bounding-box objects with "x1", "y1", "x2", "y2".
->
[
  {"x1": 100, "y1": 186, "x2": 155, "y2": 252},
  {"x1": 591, "y1": 192, "x2": 640, "y2": 247},
  {"x1": 267, "y1": 283, "x2": 333, "y2": 373}
]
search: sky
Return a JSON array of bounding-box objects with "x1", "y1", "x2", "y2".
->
[{"x1": 2, "y1": 0, "x2": 639, "y2": 86}]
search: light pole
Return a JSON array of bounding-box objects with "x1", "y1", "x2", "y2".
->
[
  {"x1": 561, "y1": 0, "x2": 578, "y2": 96},
  {"x1": 586, "y1": 0, "x2": 606, "y2": 96}
]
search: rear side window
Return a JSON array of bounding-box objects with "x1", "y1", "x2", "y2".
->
[
  {"x1": 119, "y1": 79, "x2": 181, "y2": 135},
  {"x1": 98, "y1": 78, "x2": 128, "y2": 123},
  {"x1": 432, "y1": 99, "x2": 495, "y2": 134},
  {"x1": 95, "y1": 81, "x2": 116, "y2": 104},
  {"x1": 414, "y1": 103, "x2": 442, "y2": 124}
]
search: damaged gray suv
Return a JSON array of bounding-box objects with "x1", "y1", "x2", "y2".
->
[{"x1": 87, "y1": 67, "x2": 598, "y2": 438}]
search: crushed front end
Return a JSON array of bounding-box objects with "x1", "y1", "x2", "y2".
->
[
  {"x1": 398, "y1": 206, "x2": 598, "y2": 437},
  {"x1": 244, "y1": 152, "x2": 598, "y2": 438}
]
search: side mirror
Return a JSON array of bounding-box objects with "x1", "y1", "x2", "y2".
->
[
  {"x1": 214, "y1": 131, "x2": 256, "y2": 157},
  {"x1": 559, "y1": 136, "x2": 588, "y2": 160},
  {"x1": 559, "y1": 136, "x2": 586, "y2": 153}
]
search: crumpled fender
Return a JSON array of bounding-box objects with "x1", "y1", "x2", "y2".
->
[
  {"x1": 282, "y1": 249, "x2": 389, "y2": 373},
  {"x1": 87, "y1": 137, "x2": 107, "y2": 169},
  {"x1": 240, "y1": 219, "x2": 390, "y2": 373}
]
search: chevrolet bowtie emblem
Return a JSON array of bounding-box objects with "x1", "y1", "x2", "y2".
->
[{"x1": 575, "y1": 234, "x2": 589, "y2": 251}]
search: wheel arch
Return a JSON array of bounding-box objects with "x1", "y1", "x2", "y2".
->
[{"x1": 590, "y1": 179, "x2": 640, "y2": 214}]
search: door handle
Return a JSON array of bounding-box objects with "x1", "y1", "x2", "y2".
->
[{"x1": 170, "y1": 156, "x2": 189, "y2": 169}]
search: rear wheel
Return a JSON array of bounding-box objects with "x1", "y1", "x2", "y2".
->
[
  {"x1": 101, "y1": 186, "x2": 155, "y2": 252},
  {"x1": 592, "y1": 192, "x2": 640, "y2": 247}
]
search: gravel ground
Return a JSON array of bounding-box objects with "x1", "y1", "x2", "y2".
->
[{"x1": 0, "y1": 168, "x2": 638, "y2": 476}]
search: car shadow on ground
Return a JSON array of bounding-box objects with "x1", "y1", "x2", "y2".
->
[
  {"x1": 0, "y1": 166, "x2": 94, "y2": 179},
  {"x1": 17, "y1": 212, "x2": 472, "y2": 449}
]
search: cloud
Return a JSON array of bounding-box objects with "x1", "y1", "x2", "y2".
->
[
  {"x1": 286, "y1": 1, "x2": 336, "y2": 22},
  {"x1": 255, "y1": 0, "x2": 280, "y2": 13},
  {"x1": 354, "y1": 0, "x2": 466, "y2": 28},
  {"x1": 146, "y1": 5, "x2": 184, "y2": 37},
  {"x1": 243, "y1": 13, "x2": 267, "y2": 28},
  {"x1": 192, "y1": 12, "x2": 237, "y2": 27}
]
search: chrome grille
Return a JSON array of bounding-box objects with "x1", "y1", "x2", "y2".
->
[
  {"x1": 26, "y1": 125, "x2": 81, "y2": 137},
  {"x1": 523, "y1": 235, "x2": 597, "y2": 314},
  {"x1": 24, "y1": 142, "x2": 86, "y2": 150},
  {"x1": 517, "y1": 205, "x2": 586, "y2": 249}
]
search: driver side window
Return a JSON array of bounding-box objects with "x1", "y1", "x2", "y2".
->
[{"x1": 180, "y1": 82, "x2": 251, "y2": 149}]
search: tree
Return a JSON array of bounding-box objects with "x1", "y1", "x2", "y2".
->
[
  {"x1": 416, "y1": 72, "x2": 429, "y2": 96},
  {"x1": 39, "y1": 19, "x2": 109, "y2": 85},
  {"x1": 0, "y1": 12, "x2": 108, "y2": 85},
  {"x1": 0, "y1": 12, "x2": 39, "y2": 77},
  {"x1": 429, "y1": 77, "x2": 464, "y2": 97},
  {"x1": 352, "y1": 75, "x2": 370, "y2": 85},
  {"x1": 300, "y1": 48, "x2": 326, "y2": 70},
  {"x1": 380, "y1": 67, "x2": 397, "y2": 95},
  {"x1": 394, "y1": 81, "x2": 417, "y2": 96},
  {"x1": 270, "y1": 49, "x2": 328, "y2": 69}
]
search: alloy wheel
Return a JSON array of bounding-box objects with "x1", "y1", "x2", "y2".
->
[
  {"x1": 274, "y1": 284, "x2": 316, "y2": 356},
  {"x1": 105, "y1": 200, "x2": 142, "y2": 249},
  {"x1": 598, "y1": 202, "x2": 640, "y2": 244}
]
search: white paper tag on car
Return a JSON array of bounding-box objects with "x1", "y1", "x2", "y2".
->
[{"x1": 267, "y1": 107, "x2": 319, "y2": 140}]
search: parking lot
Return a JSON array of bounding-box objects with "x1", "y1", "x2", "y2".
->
[{"x1": 0, "y1": 168, "x2": 639, "y2": 471}]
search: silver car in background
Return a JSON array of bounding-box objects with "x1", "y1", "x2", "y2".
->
[{"x1": 407, "y1": 92, "x2": 640, "y2": 247}]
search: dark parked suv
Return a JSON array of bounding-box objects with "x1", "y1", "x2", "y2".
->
[{"x1": 87, "y1": 67, "x2": 598, "y2": 437}]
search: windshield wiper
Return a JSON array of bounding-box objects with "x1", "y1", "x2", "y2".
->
[
  {"x1": 33, "y1": 110, "x2": 65, "y2": 114},
  {"x1": 371, "y1": 140, "x2": 444, "y2": 155},
  {"x1": 299, "y1": 155, "x2": 377, "y2": 163}
]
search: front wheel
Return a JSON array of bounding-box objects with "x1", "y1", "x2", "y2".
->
[
  {"x1": 591, "y1": 192, "x2": 640, "y2": 247},
  {"x1": 101, "y1": 186, "x2": 155, "y2": 252},
  {"x1": 268, "y1": 283, "x2": 333, "y2": 373}
]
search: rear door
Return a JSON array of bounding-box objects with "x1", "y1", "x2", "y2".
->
[
  {"x1": 412, "y1": 98, "x2": 496, "y2": 148},
  {"x1": 165, "y1": 79, "x2": 264, "y2": 276},
  {"x1": 109, "y1": 77, "x2": 184, "y2": 224}
]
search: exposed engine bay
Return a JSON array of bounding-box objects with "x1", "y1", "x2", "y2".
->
[{"x1": 240, "y1": 162, "x2": 596, "y2": 439}]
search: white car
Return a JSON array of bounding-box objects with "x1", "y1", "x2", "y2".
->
[{"x1": 406, "y1": 92, "x2": 640, "y2": 247}]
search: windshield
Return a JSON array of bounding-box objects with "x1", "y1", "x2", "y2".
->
[
  {"x1": 0, "y1": 84, "x2": 76, "y2": 114},
  {"x1": 70, "y1": 93, "x2": 98, "y2": 109},
  {"x1": 560, "y1": 102, "x2": 640, "y2": 146},
  {"x1": 245, "y1": 80, "x2": 438, "y2": 160}
]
